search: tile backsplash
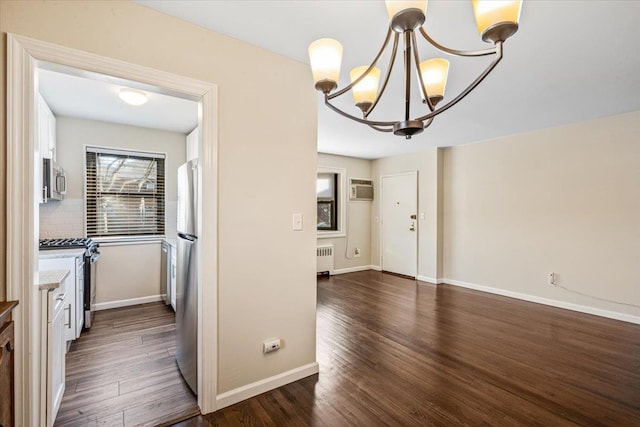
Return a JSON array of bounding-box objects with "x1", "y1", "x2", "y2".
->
[
  {"x1": 39, "y1": 198, "x2": 178, "y2": 239},
  {"x1": 39, "y1": 198, "x2": 84, "y2": 238}
]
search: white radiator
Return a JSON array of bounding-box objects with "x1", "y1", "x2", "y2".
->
[{"x1": 317, "y1": 245, "x2": 334, "y2": 275}]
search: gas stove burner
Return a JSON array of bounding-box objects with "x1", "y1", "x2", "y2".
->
[{"x1": 39, "y1": 237, "x2": 96, "y2": 249}]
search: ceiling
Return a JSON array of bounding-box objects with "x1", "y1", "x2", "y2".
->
[
  {"x1": 38, "y1": 68, "x2": 198, "y2": 134},
  {"x1": 133, "y1": 0, "x2": 640, "y2": 159}
]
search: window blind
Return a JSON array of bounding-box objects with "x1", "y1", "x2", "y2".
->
[{"x1": 85, "y1": 147, "x2": 165, "y2": 237}]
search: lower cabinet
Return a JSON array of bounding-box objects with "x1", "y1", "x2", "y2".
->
[{"x1": 41, "y1": 281, "x2": 66, "y2": 426}]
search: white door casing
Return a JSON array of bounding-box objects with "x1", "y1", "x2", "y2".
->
[
  {"x1": 381, "y1": 172, "x2": 418, "y2": 277},
  {"x1": 6, "y1": 33, "x2": 219, "y2": 425}
]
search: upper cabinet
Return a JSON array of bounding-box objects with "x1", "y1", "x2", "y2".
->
[
  {"x1": 186, "y1": 126, "x2": 199, "y2": 162},
  {"x1": 38, "y1": 93, "x2": 56, "y2": 161}
]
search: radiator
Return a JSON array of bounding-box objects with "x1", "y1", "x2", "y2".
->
[{"x1": 317, "y1": 245, "x2": 334, "y2": 275}]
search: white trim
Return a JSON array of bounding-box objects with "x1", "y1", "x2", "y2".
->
[
  {"x1": 6, "y1": 34, "x2": 219, "y2": 423},
  {"x1": 216, "y1": 362, "x2": 319, "y2": 410},
  {"x1": 370, "y1": 265, "x2": 382, "y2": 271},
  {"x1": 333, "y1": 265, "x2": 376, "y2": 275},
  {"x1": 317, "y1": 231, "x2": 346, "y2": 239},
  {"x1": 444, "y1": 278, "x2": 640, "y2": 325},
  {"x1": 417, "y1": 276, "x2": 444, "y2": 284},
  {"x1": 93, "y1": 295, "x2": 164, "y2": 311}
]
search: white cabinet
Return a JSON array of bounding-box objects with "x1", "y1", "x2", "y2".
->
[
  {"x1": 40, "y1": 255, "x2": 84, "y2": 342},
  {"x1": 40, "y1": 278, "x2": 66, "y2": 427},
  {"x1": 186, "y1": 126, "x2": 199, "y2": 161},
  {"x1": 170, "y1": 248, "x2": 177, "y2": 311},
  {"x1": 38, "y1": 93, "x2": 56, "y2": 161}
]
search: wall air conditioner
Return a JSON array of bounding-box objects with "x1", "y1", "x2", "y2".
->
[{"x1": 350, "y1": 178, "x2": 374, "y2": 201}]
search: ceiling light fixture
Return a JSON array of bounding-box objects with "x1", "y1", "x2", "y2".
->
[
  {"x1": 119, "y1": 88, "x2": 148, "y2": 106},
  {"x1": 308, "y1": 0, "x2": 523, "y2": 139}
]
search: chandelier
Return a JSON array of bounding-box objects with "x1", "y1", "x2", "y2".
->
[{"x1": 308, "y1": 0, "x2": 523, "y2": 138}]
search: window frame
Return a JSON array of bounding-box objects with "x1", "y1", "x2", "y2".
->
[
  {"x1": 317, "y1": 166, "x2": 346, "y2": 239},
  {"x1": 84, "y1": 145, "x2": 167, "y2": 242}
]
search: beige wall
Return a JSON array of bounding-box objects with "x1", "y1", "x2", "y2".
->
[
  {"x1": 317, "y1": 153, "x2": 372, "y2": 271},
  {"x1": 1, "y1": 0, "x2": 317, "y2": 394},
  {"x1": 371, "y1": 149, "x2": 442, "y2": 281},
  {"x1": 95, "y1": 242, "x2": 161, "y2": 305},
  {"x1": 443, "y1": 112, "x2": 640, "y2": 317}
]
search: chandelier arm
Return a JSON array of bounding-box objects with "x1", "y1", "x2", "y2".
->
[
  {"x1": 418, "y1": 27, "x2": 497, "y2": 57},
  {"x1": 327, "y1": 28, "x2": 393, "y2": 100},
  {"x1": 415, "y1": 42, "x2": 504, "y2": 122},
  {"x1": 410, "y1": 30, "x2": 435, "y2": 112},
  {"x1": 367, "y1": 124, "x2": 394, "y2": 133},
  {"x1": 365, "y1": 33, "x2": 400, "y2": 118},
  {"x1": 324, "y1": 95, "x2": 397, "y2": 127}
]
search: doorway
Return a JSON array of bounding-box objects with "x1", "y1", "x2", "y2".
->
[
  {"x1": 381, "y1": 172, "x2": 418, "y2": 278},
  {"x1": 6, "y1": 34, "x2": 218, "y2": 425}
]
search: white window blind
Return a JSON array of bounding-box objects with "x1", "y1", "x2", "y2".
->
[{"x1": 85, "y1": 147, "x2": 165, "y2": 237}]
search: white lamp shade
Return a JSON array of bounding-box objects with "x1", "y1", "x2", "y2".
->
[
  {"x1": 119, "y1": 88, "x2": 148, "y2": 106},
  {"x1": 350, "y1": 66, "x2": 381, "y2": 106},
  {"x1": 308, "y1": 38, "x2": 343, "y2": 85},
  {"x1": 419, "y1": 58, "x2": 449, "y2": 98},
  {"x1": 385, "y1": 0, "x2": 428, "y2": 21},
  {"x1": 471, "y1": 0, "x2": 522, "y2": 35}
]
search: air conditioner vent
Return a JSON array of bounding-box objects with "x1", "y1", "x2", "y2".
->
[{"x1": 350, "y1": 178, "x2": 374, "y2": 201}]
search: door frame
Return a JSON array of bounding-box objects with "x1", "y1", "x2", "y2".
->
[
  {"x1": 379, "y1": 171, "x2": 419, "y2": 278},
  {"x1": 6, "y1": 33, "x2": 219, "y2": 425}
]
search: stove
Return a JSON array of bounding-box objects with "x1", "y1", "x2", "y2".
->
[
  {"x1": 39, "y1": 237, "x2": 96, "y2": 250},
  {"x1": 39, "y1": 237, "x2": 100, "y2": 329}
]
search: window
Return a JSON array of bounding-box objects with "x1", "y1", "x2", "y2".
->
[
  {"x1": 85, "y1": 147, "x2": 165, "y2": 238},
  {"x1": 317, "y1": 172, "x2": 338, "y2": 231}
]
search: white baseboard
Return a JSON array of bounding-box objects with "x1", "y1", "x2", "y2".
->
[
  {"x1": 417, "y1": 275, "x2": 444, "y2": 284},
  {"x1": 94, "y1": 295, "x2": 165, "y2": 311},
  {"x1": 444, "y1": 278, "x2": 640, "y2": 325},
  {"x1": 370, "y1": 265, "x2": 382, "y2": 271},
  {"x1": 333, "y1": 265, "x2": 376, "y2": 275},
  {"x1": 216, "y1": 362, "x2": 319, "y2": 410}
]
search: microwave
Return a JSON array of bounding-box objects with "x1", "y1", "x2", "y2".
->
[{"x1": 42, "y1": 158, "x2": 66, "y2": 202}]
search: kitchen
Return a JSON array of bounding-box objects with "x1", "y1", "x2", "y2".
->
[{"x1": 36, "y1": 66, "x2": 201, "y2": 426}]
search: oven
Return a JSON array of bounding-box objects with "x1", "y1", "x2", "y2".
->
[{"x1": 39, "y1": 238, "x2": 101, "y2": 329}]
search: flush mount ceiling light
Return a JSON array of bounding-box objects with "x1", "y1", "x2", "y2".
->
[
  {"x1": 118, "y1": 88, "x2": 148, "y2": 106},
  {"x1": 309, "y1": 0, "x2": 523, "y2": 139}
]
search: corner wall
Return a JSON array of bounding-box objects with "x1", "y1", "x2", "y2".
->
[
  {"x1": 317, "y1": 153, "x2": 372, "y2": 273},
  {"x1": 443, "y1": 112, "x2": 640, "y2": 320}
]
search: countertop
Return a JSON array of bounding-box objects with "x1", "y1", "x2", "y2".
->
[
  {"x1": 39, "y1": 248, "x2": 86, "y2": 259},
  {"x1": 38, "y1": 269, "x2": 69, "y2": 290}
]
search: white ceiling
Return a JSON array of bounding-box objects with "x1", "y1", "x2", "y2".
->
[
  {"x1": 133, "y1": 0, "x2": 640, "y2": 159},
  {"x1": 38, "y1": 68, "x2": 198, "y2": 134},
  {"x1": 40, "y1": 0, "x2": 640, "y2": 158}
]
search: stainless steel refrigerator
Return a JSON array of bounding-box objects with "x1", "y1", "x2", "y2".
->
[{"x1": 176, "y1": 159, "x2": 198, "y2": 395}]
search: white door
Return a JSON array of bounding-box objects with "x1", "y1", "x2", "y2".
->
[{"x1": 381, "y1": 172, "x2": 418, "y2": 277}]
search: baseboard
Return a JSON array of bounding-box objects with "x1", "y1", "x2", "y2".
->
[
  {"x1": 216, "y1": 362, "x2": 319, "y2": 410},
  {"x1": 94, "y1": 295, "x2": 165, "y2": 311},
  {"x1": 333, "y1": 265, "x2": 376, "y2": 275},
  {"x1": 370, "y1": 265, "x2": 382, "y2": 271},
  {"x1": 417, "y1": 275, "x2": 444, "y2": 284},
  {"x1": 444, "y1": 278, "x2": 640, "y2": 325}
]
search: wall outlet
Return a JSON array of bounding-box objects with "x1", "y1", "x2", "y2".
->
[
  {"x1": 354, "y1": 248, "x2": 361, "y2": 257},
  {"x1": 549, "y1": 272, "x2": 556, "y2": 286},
  {"x1": 263, "y1": 339, "x2": 281, "y2": 354}
]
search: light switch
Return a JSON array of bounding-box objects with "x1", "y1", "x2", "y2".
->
[{"x1": 292, "y1": 213, "x2": 303, "y2": 231}]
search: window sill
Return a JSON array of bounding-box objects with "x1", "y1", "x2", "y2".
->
[{"x1": 317, "y1": 231, "x2": 346, "y2": 239}]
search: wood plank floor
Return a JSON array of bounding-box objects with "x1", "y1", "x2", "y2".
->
[
  {"x1": 175, "y1": 270, "x2": 640, "y2": 426},
  {"x1": 55, "y1": 302, "x2": 199, "y2": 427}
]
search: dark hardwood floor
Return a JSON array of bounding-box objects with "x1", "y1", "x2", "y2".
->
[
  {"x1": 175, "y1": 270, "x2": 640, "y2": 426},
  {"x1": 55, "y1": 302, "x2": 199, "y2": 427}
]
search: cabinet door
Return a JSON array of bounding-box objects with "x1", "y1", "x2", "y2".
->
[
  {"x1": 48, "y1": 301, "x2": 65, "y2": 427},
  {"x1": 186, "y1": 127, "x2": 199, "y2": 161},
  {"x1": 38, "y1": 94, "x2": 55, "y2": 160},
  {"x1": 76, "y1": 259, "x2": 85, "y2": 338},
  {"x1": 170, "y1": 250, "x2": 177, "y2": 311}
]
